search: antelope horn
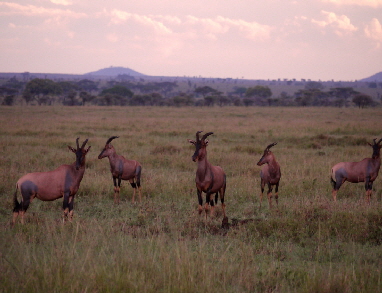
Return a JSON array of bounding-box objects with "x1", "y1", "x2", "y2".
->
[
  {"x1": 196, "y1": 131, "x2": 203, "y2": 142},
  {"x1": 76, "y1": 137, "x2": 80, "y2": 149},
  {"x1": 81, "y1": 138, "x2": 89, "y2": 149},
  {"x1": 202, "y1": 132, "x2": 214, "y2": 141},
  {"x1": 266, "y1": 142, "x2": 277, "y2": 150},
  {"x1": 106, "y1": 136, "x2": 119, "y2": 145},
  {"x1": 378, "y1": 138, "x2": 382, "y2": 144}
]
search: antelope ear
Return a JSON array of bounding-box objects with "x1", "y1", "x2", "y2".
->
[
  {"x1": 68, "y1": 146, "x2": 76, "y2": 153},
  {"x1": 368, "y1": 143, "x2": 373, "y2": 147},
  {"x1": 86, "y1": 146, "x2": 91, "y2": 153},
  {"x1": 205, "y1": 140, "x2": 209, "y2": 146},
  {"x1": 188, "y1": 139, "x2": 196, "y2": 145}
]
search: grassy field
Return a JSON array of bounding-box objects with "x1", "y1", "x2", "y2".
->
[{"x1": 0, "y1": 106, "x2": 382, "y2": 292}]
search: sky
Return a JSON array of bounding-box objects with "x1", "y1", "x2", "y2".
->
[{"x1": 1, "y1": 0, "x2": 382, "y2": 81}]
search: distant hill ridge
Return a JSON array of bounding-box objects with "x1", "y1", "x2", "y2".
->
[
  {"x1": 360, "y1": 71, "x2": 382, "y2": 82},
  {"x1": 85, "y1": 66, "x2": 146, "y2": 77}
]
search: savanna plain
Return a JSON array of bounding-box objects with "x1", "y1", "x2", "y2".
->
[{"x1": 1, "y1": 106, "x2": 382, "y2": 293}]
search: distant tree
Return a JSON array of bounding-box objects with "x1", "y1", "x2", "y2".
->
[
  {"x1": 171, "y1": 93, "x2": 194, "y2": 107},
  {"x1": 204, "y1": 96, "x2": 216, "y2": 107},
  {"x1": 352, "y1": 94, "x2": 374, "y2": 108},
  {"x1": 194, "y1": 86, "x2": 218, "y2": 98},
  {"x1": 243, "y1": 98, "x2": 255, "y2": 107},
  {"x1": 79, "y1": 91, "x2": 95, "y2": 106},
  {"x1": 77, "y1": 79, "x2": 98, "y2": 93},
  {"x1": 245, "y1": 85, "x2": 272, "y2": 99},
  {"x1": 23, "y1": 78, "x2": 62, "y2": 105},
  {"x1": 216, "y1": 95, "x2": 231, "y2": 106},
  {"x1": 101, "y1": 85, "x2": 133, "y2": 98},
  {"x1": 130, "y1": 95, "x2": 146, "y2": 106},
  {"x1": 328, "y1": 87, "x2": 358, "y2": 100},
  {"x1": 1, "y1": 95, "x2": 15, "y2": 106},
  {"x1": 294, "y1": 89, "x2": 329, "y2": 106},
  {"x1": 4, "y1": 77, "x2": 25, "y2": 91},
  {"x1": 305, "y1": 81, "x2": 324, "y2": 90},
  {"x1": 0, "y1": 86, "x2": 18, "y2": 98},
  {"x1": 96, "y1": 93, "x2": 126, "y2": 106},
  {"x1": 232, "y1": 87, "x2": 247, "y2": 97},
  {"x1": 57, "y1": 81, "x2": 80, "y2": 106}
]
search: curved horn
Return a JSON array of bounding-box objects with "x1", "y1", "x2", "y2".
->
[
  {"x1": 201, "y1": 132, "x2": 213, "y2": 141},
  {"x1": 106, "y1": 136, "x2": 119, "y2": 145},
  {"x1": 195, "y1": 131, "x2": 203, "y2": 141},
  {"x1": 266, "y1": 142, "x2": 277, "y2": 150},
  {"x1": 81, "y1": 138, "x2": 89, "y2": 149},
  {"x1": 76, "y1": 137, "x2": 80, "y2": 149}
]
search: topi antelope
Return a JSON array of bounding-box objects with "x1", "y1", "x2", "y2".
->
[
  {"x1": 331, "y1": 138, "x2": 382, "y2": 203},
  {"x1": 188, "y1": 131, "x2": 226, "y2": 218},
  {"x1": 257, "y1": 142, "x2": 281, "y2": 209},
  {"x1": 98, "y1": 136, "x2": 142, "y2": 204},
  {"x1": 12, "y1": 138, "x2": 91, "y2": 225}
]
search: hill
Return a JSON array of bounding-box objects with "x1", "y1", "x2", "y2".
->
[
  {"x1": 360, "y1": 71, "x2": 382, "y2": 82},
  {"x1": 85, "y1": 66, "x2": 146, "y2": 77}
]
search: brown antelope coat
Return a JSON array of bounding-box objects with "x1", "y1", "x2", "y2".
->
[
  {"x1": 13, "y1": 138, "x2": 90, "y2": 224},
  {"x1": 188, "y1": 131, "x2": 226, "y2": 218},
  {"x1": 257, "y1": 142, "x2": 281, "y2": 209},
  {"x1": 331, "y1": 138, "x2": 382, "y2": 202}
]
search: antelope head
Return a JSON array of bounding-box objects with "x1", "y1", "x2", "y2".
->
[
  {"x1": 188, "y1": 131, "x2": 213, "y2": 162},
  {"x1": 257, "y1": 142, "x2": 277, "y2": 166},
  {"x1": 68, "y1": 138, "x2": 91, "y2": 170},
  {"x1": 98, "y1": 136, "x2": 119, "y2": 159},
  {"x1": 368, "y1": 138, "x2": 382, "y2": 159}
]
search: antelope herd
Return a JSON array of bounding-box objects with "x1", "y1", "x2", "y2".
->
[{"x1": 11, "y1": 133, "x2": 382, "y2": 225}]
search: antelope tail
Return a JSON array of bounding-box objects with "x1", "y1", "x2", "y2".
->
[{"x1": 13, "y1": 185, "x2": 21, "y2": 212}]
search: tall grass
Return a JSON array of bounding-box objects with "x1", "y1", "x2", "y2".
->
[{"x1": 1, "y1": 106, "x2": 382, "y2": 292}]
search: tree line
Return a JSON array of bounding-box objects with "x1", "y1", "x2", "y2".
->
[{"x1": 0, "y1": 77, "x2": 379, "y2": 108}]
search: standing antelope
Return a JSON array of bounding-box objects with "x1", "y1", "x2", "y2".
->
[
  {"x1": 188, "y1": 131, "x2": 226, "y2": 218},
  {"x1": 331, "y1": 138, "x2": 382, "y2": 203},
  {"x1": 12, "y1": 138, "x2": 91, "y2": 225},
  {"x1": 257, "y1": 142, "x2": 281, "y2": 209},
  {"x1": 98, "y1": 136, "x2": 142, "y2": 204}
]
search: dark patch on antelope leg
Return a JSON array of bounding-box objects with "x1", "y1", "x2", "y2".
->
[
  {"x1": 365, "y1": 177, "x2": 372, "y2": 203},
  {"x1": 113, "y1": 177, "x2": 120, "y2": 204},
  {"x1": 68, "y1": 195, "x2": 74, "y2": 221},
  {"x1": 196, "y1": 189, "x2": 203, "y2": 214},
  {"x1": 63, "y1": 191, "x2": 70, "y2": 221}
]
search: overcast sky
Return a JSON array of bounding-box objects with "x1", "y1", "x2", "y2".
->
[{"x1": 1, "y1": 0, "x2": 382, "y2": 81}]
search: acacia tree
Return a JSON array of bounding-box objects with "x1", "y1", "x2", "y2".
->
[
  {"x1": 79, "y1": 91, "x2": 95, "y2": 106},
  {"x1": 57, "y1": 81, "x2": 80, "y2": 106},
  {"x1": 352, "y1": 94, "x2": 374, "y2": 108},
  {"x1": 101, "y1": 85, "x2": 133, "y2": 98},
  {"x1": 77, "y1": 79, "x2": 98, "y2": 93},
  {"x1": 0, "y1": 87, "x2": 18, "y2": 105},
  {"x1": 23, "y1": 78, "x2": 62, "y2": 105},
  {"x1": 194, "y1": 86, "x2": 218, "y2": 98},
  {"x1": 245, "y1": 85, "x2": 272, "y2": 105}
]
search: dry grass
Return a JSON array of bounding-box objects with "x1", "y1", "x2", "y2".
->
[{"x1": 0, "y1": 106, "x2": 382, "y2": 292}]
